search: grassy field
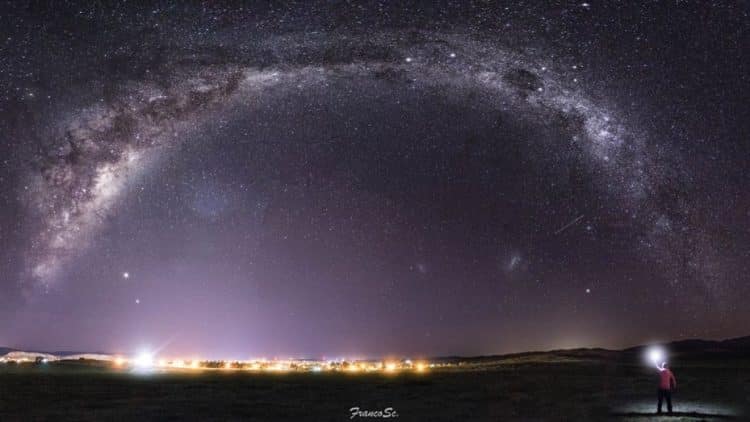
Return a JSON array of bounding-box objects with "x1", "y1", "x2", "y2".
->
[{"x1": 0, "y1": 357, "x2": 748, "y2": 421}]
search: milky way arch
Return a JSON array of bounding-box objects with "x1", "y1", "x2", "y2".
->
[{"x1": 22, "y1": 31, "x2": 690, "y2": 295}]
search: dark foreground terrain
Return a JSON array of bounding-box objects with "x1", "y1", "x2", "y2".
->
[{"x1": 1, "y1": 353, "x2": 748, "y2": 422}]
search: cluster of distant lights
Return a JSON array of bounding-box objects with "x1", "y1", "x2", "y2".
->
[
  {"x1": 0, "y1": 346, "x2": 671, "y2": 374},
  {"x1": 112, "y1": 352, "x2": 431, "y2": 374},
  {"x1": 1, "y1": 341, "x2": 669, "y2": 375},
  {"x1": 0, "y1": 351, "x2": 434, "y2": 374}
]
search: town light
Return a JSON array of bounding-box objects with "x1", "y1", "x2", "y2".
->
[{"x1": 134, "y1": 351, "x2": 154, "y2": 369}]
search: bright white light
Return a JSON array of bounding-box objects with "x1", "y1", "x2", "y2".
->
[
  {"x1": 134, "y1": 352, "x2": 154, "y2": 369},
  {"x1": 647, "y1": 346, "x2": 666, "y2": 370}
]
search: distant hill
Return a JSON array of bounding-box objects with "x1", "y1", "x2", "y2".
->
[
  {"x1": 624, "y1": 335, "x2": 750, "y2": 359},
  {"x1": 722, "y1": 335, "x2": 750, "y2": 349},
  {"x1": 52, "y1": 351, "x2": 110, "y2": 356},
  {"x1": 433, "y1": 335, "x2": 750, "y2": 364}
]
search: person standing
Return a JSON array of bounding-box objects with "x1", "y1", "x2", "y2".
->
[{"x1": 657, "y1": 363, "x2": 677, "y2": 414}]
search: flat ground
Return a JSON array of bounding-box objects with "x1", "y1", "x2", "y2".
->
[{"x1": 0, "y1": 358, "x2": 747, "y2": 421}]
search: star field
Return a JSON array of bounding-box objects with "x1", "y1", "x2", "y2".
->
[{"x1": 0, "y1": 1, "x2": 747, "y2": 357}]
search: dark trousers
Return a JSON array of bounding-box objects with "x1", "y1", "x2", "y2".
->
[{"x1": 657, "y1": 388, "x2": 673, "y2": 413}]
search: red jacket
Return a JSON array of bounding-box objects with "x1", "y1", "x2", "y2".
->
[{"x1": 658, "y1": 368, "x2": 676, "y2": 390}]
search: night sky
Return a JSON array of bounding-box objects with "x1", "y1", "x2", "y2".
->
[{"x1": 0, "y1": 2, "x2": 748, "y2": 359}]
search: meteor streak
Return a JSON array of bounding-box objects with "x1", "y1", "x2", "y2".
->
[{"x1": 554, "y1": 215, "x2": 585, "y2": 235}]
